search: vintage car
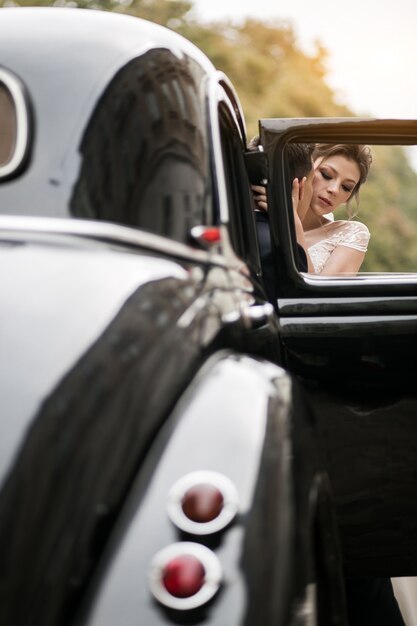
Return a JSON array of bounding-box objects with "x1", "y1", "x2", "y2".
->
[{"x1": 1, "y1": 6, "x2": 417, "y2": 626}]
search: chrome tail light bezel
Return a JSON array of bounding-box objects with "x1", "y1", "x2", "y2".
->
[
  {"x1": 149, "y1": 541, "x2": 222, "y2": 610},
  {"x1": 167, "y1": 470, "x2": 239, "y2": 535}
]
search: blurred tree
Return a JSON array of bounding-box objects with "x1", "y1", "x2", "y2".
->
[
  {"x1": 355, "y1": 146, "x2": 417, "y2": 272},
  {"x1": 179, "y1": 18, "x2": 351, "y2": 138}
]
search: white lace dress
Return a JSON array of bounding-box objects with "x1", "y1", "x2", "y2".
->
[{"x1": 305, "y1": 219, "x2": 370, "y2": 274}]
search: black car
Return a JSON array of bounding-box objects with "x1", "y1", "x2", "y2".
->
[{"x1": 1, "y1": 7, "x2": 416, "y2": 626}]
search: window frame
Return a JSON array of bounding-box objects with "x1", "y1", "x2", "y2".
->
[
  {"x1": 206, "y1": 73, "x2": 262, "y2": 277},
  {"x1": 260, "y1": 117, "x2": 417, "y2": 303}
]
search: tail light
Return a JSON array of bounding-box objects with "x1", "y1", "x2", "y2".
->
[
  {"x1": 149, "y1": 542, "x2": 222, "y2": 610},
  {"x1": 167, "y1": 471, "x2": 239, "y2": 535},
  {"x1": 149, "y1": 472, "x2": 238, "y2": 610}
]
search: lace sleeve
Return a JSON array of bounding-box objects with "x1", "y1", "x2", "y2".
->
[{"x1": 338, "y1": 220, "x2": 370, "y2": 253}]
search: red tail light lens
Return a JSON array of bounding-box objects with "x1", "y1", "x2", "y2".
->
[
  {"x1": 181, "y1": 484, "x2": 224, "y2": 523},
  {"x1": 162, "y1": 554, "x2": 205, "y2": 598},
  {"x1": 167, "y1": 471, "x2": 239, "y2": 535},
  {"x1": 149, "y1": 542, "x2": 222, "y2": 610}
]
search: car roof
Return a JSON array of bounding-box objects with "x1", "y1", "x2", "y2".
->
[
  {"x1": 0, "y1": 8, "x2": 216, "y2": 150},
  {"x1": 0, "y1": 7, "x2": 217, "y2": 216},
  {"x1": 0, "y1": 7, "x2": 216, "y2": 86}
]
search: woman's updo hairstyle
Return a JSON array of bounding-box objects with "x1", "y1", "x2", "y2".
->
[{"x1": 312, "y1": 143, "x2": 373, "y2": 205}]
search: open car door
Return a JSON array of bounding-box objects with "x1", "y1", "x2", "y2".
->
[{"x1": 258, "y1": 117, "x2": 417, "y2": 578}]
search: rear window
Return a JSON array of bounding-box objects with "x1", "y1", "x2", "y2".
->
[
  {"x1": 0, "y1": 67, "x2": 30, "y2": 179},
  {"x1": 0, "y1": 81, "x2": 16, "y2": 167}
]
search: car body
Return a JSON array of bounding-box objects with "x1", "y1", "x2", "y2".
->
[{"x1": 1, "y1": 6, "x2": 416, "y2": 626}]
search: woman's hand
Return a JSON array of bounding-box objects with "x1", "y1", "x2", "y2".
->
[
  {"x1": 291, "y1": 177, "x2": 316, "y2": 274},
  {"x1": 291, "y1": 178, "x2": 301, "y2": 214},
  {"x1": 251, "y1": 184, "x2": 268, "y2": 211}
]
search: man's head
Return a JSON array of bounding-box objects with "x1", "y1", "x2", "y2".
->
[
  {"x1": 248, "y1": 137, "x2": 314, "y2": 217},
  {"x1": 286, "y1": 143, "x2": 314, "y2": 182},
  {"x1": 249, "y1": 136, "x2": 314, "y2": 180},
  {"x1": 286, "y1": 143, "x2": 314, "y2": 219}
]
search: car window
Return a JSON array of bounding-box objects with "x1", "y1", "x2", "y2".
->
[
  {"x1": 70, "y1": 49, "x2": 214, "y2": 245},
  {"x1": 353, "y1": 144, "x2": 417, "y2": 274},
  {"x1": 0, "y1": 67, "x2": 30, "y2": 179},
  {"x1": 261, "y1": 122, "x2": 417, "y2": 283},
  {"x1": 0, "y1": 82, "x2": 15, "y2": 167}
]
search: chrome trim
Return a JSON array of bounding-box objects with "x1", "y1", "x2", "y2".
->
[
  {"x1": 215, "y1": 71, "x2": 247, "y2": 142},
  {"x1": 0, "y1": 215, "x2": 228, "y2": 267},
  {"x1": 207, "y1": 77, "x2": 231, "y2": 225},
  {"x1": 293, "y1": 583, "x2": 317, "y2": 626},
  {"x1": 0, "y1": 67, "x2": 30, "y2": 178},
  {"x1": 206, "y1": 77, "x2": 253, "y2": 270},
  {"x1": 243, "y1": 302, "x2": 275, "y2": 327},
  {"x1": 279, "y1": 295, "x2": 417, "y2": 316},
  {"x1": 300, "y1": 271, "x2": 417, "y2": 287},
  {"x1": 148, "y1": 542, "x2": 222, "y2": 610},
  {"x1": 167, "y1": 470, "x2": 239, "y2": 535}
]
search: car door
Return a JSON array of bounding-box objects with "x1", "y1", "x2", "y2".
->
[{"x1": 258, "y1": 117, "x2": 417, "y2": 578}]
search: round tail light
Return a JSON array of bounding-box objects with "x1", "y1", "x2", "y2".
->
[
  {"x1": 149, "y1": 542, "x2": 222, "y2": 610},
  {"x1": 162, "y1": 554, "x2": 205, "y2": 598},
  {"x1": 167, "y1": 471, "x2": 239, "y2": 535},
  {"x1": 182, "y1": 483, "x2": 224, "y2": 523}
]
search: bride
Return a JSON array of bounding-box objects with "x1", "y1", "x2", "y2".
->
[
  {"x1": 300, "y1": 142, "x2": 372, "y2": 275},
  {"x1": 252, "y1": 141, "x2": 373, "y2": 275}
]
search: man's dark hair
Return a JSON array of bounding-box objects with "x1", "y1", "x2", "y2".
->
[
  {"x1": 248, "y1": 135, "x2": 313, "y2": 183},
  {"x1": 285, "y1": 142, "x2": 314, "y2": 182}
]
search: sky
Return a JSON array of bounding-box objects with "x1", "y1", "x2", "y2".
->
[{"x1": 190, "y1": 0, "x2": 417, "y2": 166}]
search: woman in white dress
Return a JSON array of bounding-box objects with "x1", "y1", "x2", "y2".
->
[
  {"x1": 252, "y1": 141, "x2": 373, "y2": 275},
  {"x1": 290, "y1": 142, "x2": 373, "y2": 275}
]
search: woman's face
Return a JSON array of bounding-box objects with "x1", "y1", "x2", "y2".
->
[{"x1": 310, "y1": 155, "x2": 360, "y2": 218}]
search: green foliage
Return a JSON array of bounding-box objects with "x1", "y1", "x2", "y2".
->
[
  {"x1": 3, "y1": 0, "x2": 417, "y2": 272},
  {"x1": 354, "y1": 146, "x2": 417, "y2": 272}
]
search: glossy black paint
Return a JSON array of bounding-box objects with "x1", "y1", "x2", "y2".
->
[
  {"x1": 0, "y1": 234, "x2": 217, "y2": 624},
  {"x1": 75, "y1": 353, "x2": 331, "y2": 626}
]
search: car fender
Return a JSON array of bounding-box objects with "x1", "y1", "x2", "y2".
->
[{"x1": 79, "y1": 351, "x2": 325, "y2": 626}]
